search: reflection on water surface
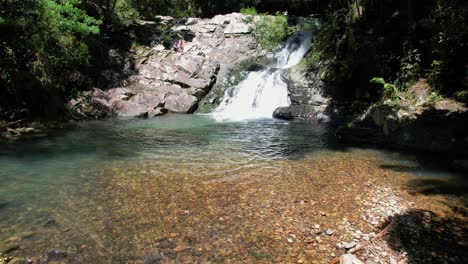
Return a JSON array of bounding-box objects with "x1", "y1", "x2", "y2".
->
[{"x1": 0, "y1": 114, "x2": 465, "y2": 262}]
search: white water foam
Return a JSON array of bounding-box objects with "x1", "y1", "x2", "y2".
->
[{"x1": 212, "y1": 31, "x2": 313, "y2": 121}]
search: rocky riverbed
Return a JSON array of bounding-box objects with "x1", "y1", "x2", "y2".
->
[{"x1": 2, "y1": 148, "x2": 465, "y2": 264}]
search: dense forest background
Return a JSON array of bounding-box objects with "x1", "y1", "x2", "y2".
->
[{"x1": 0, "y1": 0, "x2": 467, "y2": 120}]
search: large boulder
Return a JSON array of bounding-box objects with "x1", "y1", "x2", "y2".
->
[
  {"x1": 273, "y1": 63, "x2": 333, "y2": 121},
  {"x1": 68, "y1": 91, "x2": 112, "y2": 120},
  {"x1": 224, "y1": 23, "x2": 251, "y2": 34},
  {"x1": 165, "y1": 93, "x2": 198, "y2": 113},
  {"x1": 274, "y1": 105, "x2": 323, "y2": 120},
  {"x1": 111, "y1": 91, "x2": 163, "y2": 117}
]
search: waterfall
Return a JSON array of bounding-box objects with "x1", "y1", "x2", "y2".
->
[{"x1": 212, "y1": 31, "x2": 313, "y2": 121}]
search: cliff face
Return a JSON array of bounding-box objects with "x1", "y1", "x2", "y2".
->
[{"x1": 68, "y1": 13, "x2": 259, "y2": 120}]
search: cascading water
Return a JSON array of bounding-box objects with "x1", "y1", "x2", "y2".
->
[{"x1": 212, "y1": 31, "x2": 313, "y2": 121}]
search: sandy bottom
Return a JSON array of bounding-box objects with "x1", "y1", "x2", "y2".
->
[{"x1": 1, "y1": 148, "x2": 467, "y2": 264}]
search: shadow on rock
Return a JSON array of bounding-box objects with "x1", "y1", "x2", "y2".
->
[
  {"x1": 405, "y1": 177, "x2": 468, "y2": 197},
  {"x1": 383, "y1": 209, "x2": 467, "y2": 263}
]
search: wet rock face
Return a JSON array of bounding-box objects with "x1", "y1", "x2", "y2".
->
[
  {"x1": 274, "y1": 105, "x2": 325, "y2": 120},
  {"x1": 69, "y1": 13, "x2": 257, "y2": 119},
  {"x1": 273, "y1": 62, "x2": 334, "y2": 121}
]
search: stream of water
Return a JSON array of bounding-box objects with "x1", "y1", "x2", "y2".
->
[{"x1": 0, "y1": 115, "x2": 464, "y2": 262}]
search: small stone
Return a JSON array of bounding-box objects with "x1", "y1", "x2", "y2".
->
[
  {"x1": 336, "y1": 242, "x2": 344, "y2": 250},
  {"x1": 43, "y1": 219, "x2": 59, "y2": 228},
  {"x1": 21, "y1": 232, "x2": 34, "y2": 239},
  {"x1": 162, "y1": 249, "x2": 178, "y2": 259},
  {"x1": 46, "y1": 249, "x2": 70, "y2": 261},
  {"x1": 9, "y1": 257, "x2": 27, "y2": 264},
  {"x1": 398, "y1": 259, "x2": 408, "y2": 264},
  {"x1": 319, "y1": 211, "x2": 327, "y2": 216},
  {"x1": 6, "y1": 237, "x2": 21, "y2": 242},
  {"x1": 325, "y1": 229, "x2": 334, "y2": 236},
  {"x1": 313, "y1": 224, "x2": 320, "y2": 229},
  {"x1": 318, "y1": 245, "x2": 327, "y2": 252},
  {"x1": 315, "y1": 236, "x2": 322, "y2": 243},
  {"x1": 156, "y1": 238, "x2": 176, "y2": 249},
  {"x1": 143, "y1": 253, "x2": 162, "y2": 264},
  {"x1": 343, "y1": 242, "x2": 357, "y2": 250},
  {"x1": 174, "y1": 245, "x2": 189, "y2": 252},
  {"x1": 26, "y1": 256, "x2": 39, "y2": 264},
  {"x1": 340, "y1": 254, "x2": 356, "y2": 264},
  {"x1": 0, "y1": 243, "x2": 20, "y2": 254}
]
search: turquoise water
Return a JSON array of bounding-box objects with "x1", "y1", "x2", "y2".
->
[{"x1": 0, "y1": 114, "x2": 464, "y2": 262}]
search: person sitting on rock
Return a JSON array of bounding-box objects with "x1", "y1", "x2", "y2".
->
[
  {"x1": 173, "y1": 39, "x2": 185, "y2": 53},
  {"x1": 178, "y1": 39, "x2": 185, "y2": 52},
  {"x1": 173, "y1": 40, "x2": 180, "y2": 52}
]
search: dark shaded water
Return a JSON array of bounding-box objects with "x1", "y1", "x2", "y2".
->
[{"x1": 0, "y1": 114, "x2": 465, "y2": 261}]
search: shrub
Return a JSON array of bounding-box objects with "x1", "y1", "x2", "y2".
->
[
  {"x1": 302, "y1": 50, "x2": 325, "y2": 68},
  {"x1": 252, "y1": 13, "x2": 289, "y2": 51},
  {"x1": 240, "y1": 7, "x2": 257, "y2": 15},
  {"x1": 396, "y1": 48, "x2": 422, "y2": 90},
  {"x1": 370, "y1": 77, "x2": 398, "y2": 104}
]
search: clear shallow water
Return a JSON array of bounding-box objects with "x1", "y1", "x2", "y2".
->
[{"x1": 0, "y1": 114, "x2": 464, "y2": 261}]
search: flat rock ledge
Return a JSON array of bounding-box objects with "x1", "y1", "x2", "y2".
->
[{"x1": 69, "y1": 13, "x2": 258, "y2": 120}]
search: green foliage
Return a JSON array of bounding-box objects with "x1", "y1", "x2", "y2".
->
[
  {"x1": 240, "y1": 7, "x2": 257, "y2": 15},
  {"x1": 114, "y1": 0, "x2": 140, "y2": 21},
  {"x1": 370, "y1": 77, "x2": 398, "y2": 104},
  {"x1": 0, "y1": 0, "x2": 102, "y2": 116},
  {"x1": 423, "y1": 91, "x2": 444, "y2": 108},
  {"x1": 32, "y1": 0, "x2": 102, "y2": 84},
  {"x1": 371, "y1": 78, "x2": 395, "y2": 94},
  {"x1": 301, "y1": 17, "x2": 321, "y2": 31},
  {"x1": 453, "y1": 90, "x2": 468, "y2": 102},
  {"x1": 252, "y1": 13, "x2": 289, "y2": 51},
  {"x1": 395, "y1": 49, "x2": 421, "y2": 90},
  {"x1": 309, "y1": 0, "x2": 467, "y2": 102},
  {"x1": 428, "y1": 91, "x2": 443, "y2": 102},
  {"x1": 302, "y1": 50, "x2": 325, "y2": 68},
  {"x1": 427, "y1": 60, "x2": 443, "y2": 89}
]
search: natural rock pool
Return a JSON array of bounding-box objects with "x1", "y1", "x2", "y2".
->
[{"x1": 0, "y1": 115, "x2": 466, "y2": 263}]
